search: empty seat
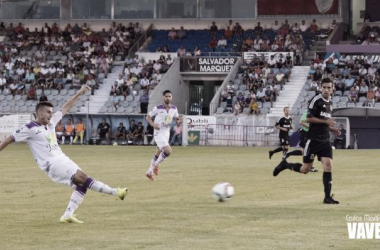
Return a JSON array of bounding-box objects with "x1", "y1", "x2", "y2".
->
[
  {"x1": 260, "y1": 108, "x2": 269, "y2": 114},
  {"x1": 3, "y1": 106, "x2": 11, "y2": 112},
  {"x1": 19, "y1": 106, "x2": 27, "y2": 112},
  {"x1": 122, "y1": 101, "x2": 129, "y2": 108},
  {"x1": 215, "y1": 107, "x2": 224, "y2": 114},
  {"x1": 341, "y1": 96, "x2": 349, "y2": 103},
  {"x1": 68, "y1": 90, "x2": 76, "y2": 96},
  {"x1": 239, "y1": 85, "x2": 247, "y2": 91},
  {"x1": 98, "y1": 107, "x2": 107, "y2": 113},
  {"x1": 55, "y1": 95, "x2": 63, "y2": 101},
  {"x1": 263, "y1": 102, "x2": 272, "y2": 108},
  {"x1": 125, "y1": 107, "x2": 133, "y2": 113},
  {"x1": 358, "y1": 96, "x2": 367, "y2": 102},
  {"x1": 332, "y1": 96, "x2": 340, "y2": 103},
  {"x1": 116, "y1": 107, "x2": 125, "y2": 113},
  {"x1": 14, "y1": 95, "x2": 22, "y2": 101},
  {"x1": 337, "y1": 102, "x2": 346, "y2": 108}
]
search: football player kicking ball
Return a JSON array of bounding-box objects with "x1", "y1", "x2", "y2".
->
[
  {"x1": 272, "y1": 78, "x2": 340, "y2": 204},
  {"x1": 145, "y1": 90, "x2": 182, "y2": 181},
  {"x1": 0, "y1": 85, "x2": 128, "y2": 223}
]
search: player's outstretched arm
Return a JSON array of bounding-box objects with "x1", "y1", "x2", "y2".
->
[
  {"x1": 0, "y1": 136, "x2": 15, "y2": 153},
  {"x1": 61, "y1": 85, "x2": 91, "y2": 116}
]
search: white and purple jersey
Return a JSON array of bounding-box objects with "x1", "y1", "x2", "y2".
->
[
  {"x1": 11, "y1": 111, "x2": 66, "y2": 171},
  {"x1": 148, "y1": 104, "x2": 179, "y2": 138}
]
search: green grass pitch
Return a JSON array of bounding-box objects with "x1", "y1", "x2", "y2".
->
[{"x1": 0, "y1": 144, "x2": 379, "y2": 250}]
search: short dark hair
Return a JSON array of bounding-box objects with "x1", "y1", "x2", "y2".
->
[
  {"x1": 35, "y1": 101, "x2": 53, "y2": 113},
  {"x1": 163, "y1": 90, "x2": 172, "y2": 96},
  {"x1": 321, "y1": 78, "x2": 333, "y2": 85}
]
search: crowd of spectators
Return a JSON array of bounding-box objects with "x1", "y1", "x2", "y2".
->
[
  {"x1": 108, "y1": 53, "x2": 173, "y2": 113},
  {"x1": 306, "y1": 54, "x2": 380, "y2": 106},
  {"x1": 0, "y1": 21, "x2": 142, "y2": 102},
  {"x1": 148, "y1": 19, "x2": 334, "y2": 61},
  {"x1": 220, "y1": 54, "x2": 292, "y2": 115}
]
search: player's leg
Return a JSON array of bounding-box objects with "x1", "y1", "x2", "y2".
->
[
  {"x1": 320, "y1": 152, "x2": 338, "y2": 204},
  {"x1": 269, "y1": 138, "x2": 284, "y2": 159},
  {"x1": 285, "y1": 132, "x2": 303, "y2": 158},
  {"x1": 155, "y1": 145, "x2": 172, "y2": 166},
  {"x1": 273, "y1": 139, "x2": 314, "y2": 176},
  {"x1": 146, "y1": 134, "x2": 171, "y2": 180},
  {"x1": 285, "y1": 148, "x2": 302, "y2": 158},
  {"x1": 55, "y1": 160, "x2": 127, "y2": 223},
  {"x1": 146, "y1": 146, "x2": 161, "y2": 181},
  {"x1": 72, "y1": 170, "x2": 126, "y2": 198},
  {"x1": 282, "y1": 144, "x2": 289, "y2": 159}
]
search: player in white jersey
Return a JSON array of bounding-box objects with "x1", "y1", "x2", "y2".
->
[
  {"x1": 145, "y1": 90, "x2": 182, "y2": 181},
  {"x1": 0, "y1": 85, "x2": 128, "y2": 224}
]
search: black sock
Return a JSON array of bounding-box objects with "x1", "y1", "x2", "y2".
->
[
  {"x1": 286, "y1": 150, "x2": 302, "y2": 157},
  {"x1": 284, "y1": 162, "x2": 302, "y2": 172},
  {"x1": 272, "y1": 147, "x2": 283, "y2": 154},
  {"x1": 323, "y1": 172, "x2": 332, "y2": 198}
]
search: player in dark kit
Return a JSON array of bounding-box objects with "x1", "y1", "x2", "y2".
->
[
  {"x1": 284, "y1": 99, "x2": 318, "y2": 172},
  {"x1": 269, "y1": 107, "x2": 294, "y2": 160},
  {"x1": 272, "y1": 78, "x2": 340, "y2": 204}
]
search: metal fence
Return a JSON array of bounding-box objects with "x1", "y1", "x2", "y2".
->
[{"x1": 189, "y1": 123, "x2": 279, "y2": 147}]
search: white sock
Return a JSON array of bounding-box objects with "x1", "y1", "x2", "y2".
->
[
  {"x1": 63, "y1": 191, "x2": 85, "y2": 218},
  {"x1": 88, "y1": 179, "x2": 116, "y2": 195},
  {"x1": 147, "y1": 155, "x2": 159, "y2": 173},
  {"x1": 154, "y1": 151, "x2": 169, "y2": 165},
  {"x1": 62, "y1": 136, "x2": 65, "y2": 144}
]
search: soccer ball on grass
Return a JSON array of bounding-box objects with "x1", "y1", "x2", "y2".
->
[{"x1": 212, "y1": 182, "x2": 234, "y2": 202}]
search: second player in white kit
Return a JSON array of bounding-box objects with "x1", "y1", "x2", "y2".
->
[{"x1": 145, "y1": 90, "x2": 182, "y2": 181}]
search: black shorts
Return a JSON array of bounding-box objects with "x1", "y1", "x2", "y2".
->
[
  {"x1": 299, "y1": 130, "x2": 307, "y2": 148},
  {"x1": 303, "y1": 139, "x2": 333, "y2": 163},
  {"x1": 279, "y1": 137, "x2": 290, "y2": 146}
]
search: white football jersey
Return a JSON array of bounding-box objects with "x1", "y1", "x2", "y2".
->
[
  {"x1": 148, "y1": 104, "x2": 179, "y2": 137},
  {"x1": 11, "y1": 111, "x2": 66, "y2": 171}
]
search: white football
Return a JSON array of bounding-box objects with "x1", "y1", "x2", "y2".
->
[{"x1": 212, "y1": 182, "x2": 234, "y2": 202}]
